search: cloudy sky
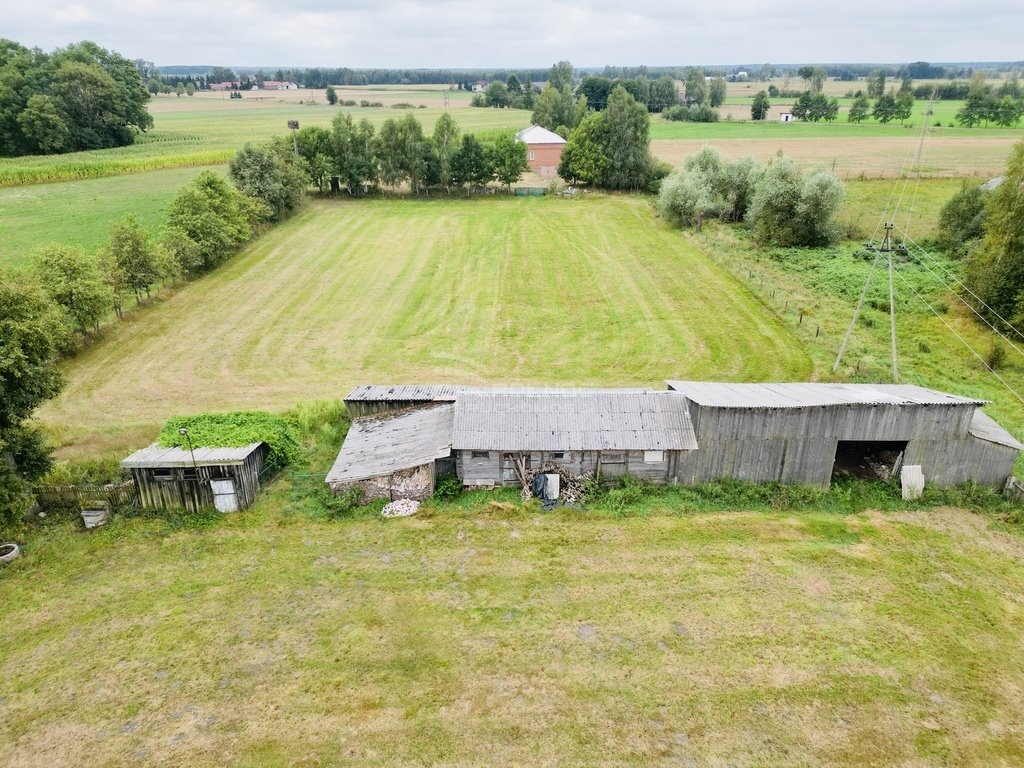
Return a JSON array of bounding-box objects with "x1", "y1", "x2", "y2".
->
[{"x1": 2, "y1": 0, "x2": 1022, "y2": 68}]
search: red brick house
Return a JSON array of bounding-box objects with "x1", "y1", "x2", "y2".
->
[{"x1": 515, "y1": 125, "x2": 567, "y2": 178}]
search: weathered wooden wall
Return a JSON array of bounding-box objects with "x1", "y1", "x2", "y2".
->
[
  {"x1": 133, "y1": 446, "x2": 266, "y2": 513},
  {"x1": 456, "y1": 450, "x2": 672, "y2": 486}
]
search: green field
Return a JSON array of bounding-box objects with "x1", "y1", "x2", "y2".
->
[
  {"x1": 38, "y1": 195, "x2": 811, "y2": 457},
  {"x1": 0, "y1": 94, "x2": 531, "y2": 186},
  {"x1": 5, "y1": 493, "x2": 1024, "y2": 765},
  {"x1": 0, "y1": 166, "x2": 223, "y2": 265}
]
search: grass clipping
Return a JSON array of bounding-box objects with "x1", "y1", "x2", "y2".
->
[{"x1": 158, "y1": 411, "x2": 300, "y2": 467}]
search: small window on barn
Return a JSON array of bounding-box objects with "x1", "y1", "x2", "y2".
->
[
  {"x1": 529, "y1": 150, "x2": 536, "y2": 161},
  {"x1": 152, "y1": 468, "x2": 174, "y2": 482},
  {"x1": 471, "y1": 451, "x2": 489, "y2": 460},
  {"x1": 643, "y1": 451, "x2": 664, "y2": 464},
  {"x1": 181, "y1": 467, "x2": 199, "y2": 480},
  {"x1": 550, "y1": 452, "x2": 565, "y2": 460}
]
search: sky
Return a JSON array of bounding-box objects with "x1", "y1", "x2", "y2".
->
[{"x1": 1, "y1": 0, "x2": 1022, "y2": 69}]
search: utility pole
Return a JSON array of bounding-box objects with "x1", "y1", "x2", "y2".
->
[{"x1": 287, "y1": 120, "x2": 299, "y2": 155}]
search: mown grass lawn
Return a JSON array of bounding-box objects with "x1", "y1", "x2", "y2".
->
[
  {"x1": 40, "y1": 195, "x2": 811, "y2": 458},
  {"x1": 4, "y1": 494, "x2": 1024, "y2": 766}
]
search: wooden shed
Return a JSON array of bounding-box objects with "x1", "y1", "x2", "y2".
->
[{"x1": 121, "y1": 442, "x2": 268, "y2": 513}]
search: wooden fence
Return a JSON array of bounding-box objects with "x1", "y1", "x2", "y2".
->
[{"x1": 33, "y1": 481, "x2": 137, "y2": 514}]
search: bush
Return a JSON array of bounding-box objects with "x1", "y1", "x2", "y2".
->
[
  {"x1": 663, "y1": 104, "x2": 720, "y2": 123},
  {"x1": 158, "y1": 411, "x2": 301, "y2": 467},
  {"x1": 937, "y1": 183, "x2": 987, "y2": 257},
  {"x1": 986, "y1": 342, "x2": 1007, "y2": 370},
  {"x1": 748, "y1": 158, "x2": 844, "y2": 247},
  {"x1": 433, "y1": 473, "x2": 463, "y2": 501}
]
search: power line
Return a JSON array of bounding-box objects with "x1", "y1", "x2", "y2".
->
[
  {"x1": 891, "y1": 264, "x2": 1024, "y2": 406},
  {"x1": 894, "y1": 226, "x2": 1024, "y2": 346}
]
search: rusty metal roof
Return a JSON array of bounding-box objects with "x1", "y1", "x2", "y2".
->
[
  {"x1": 665, "y1": 381, "x2": 987, "y2": 408},
  {"x1": 453, "y1": 390, "x2": 698, "y2": 451}
]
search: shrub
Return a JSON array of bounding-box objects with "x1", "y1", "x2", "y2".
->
[
  {"x1": 986, "y1": 342, "x2": 1007, "y2": 370},
  {"x1": 433, "y1": 473, "x2": 463, "y2": 501}
]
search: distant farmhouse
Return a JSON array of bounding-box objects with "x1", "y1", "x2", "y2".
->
[
  {"x1": 261, "y1": 81, "x2": 298, "y2": 90},
  {"x1": 326, "y1": 382, "x2": 1021, "y2": 501},
  {"x1": 209, "y1": 81, "x2": 236, "y2": 91},
  {"x1": 515, "y1": 125, "x2": 567, "y2": 178}
]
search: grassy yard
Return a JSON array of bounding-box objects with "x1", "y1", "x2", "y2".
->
[
  {"x1": 39, "y1": 195, "x2": 810, "y2": 457},
  {"x1": 4, "y1": 493, "x2": 1024, "y2": 766},
  {"x1": 0, "y1": 166, "x2": 223, "y2": 266}
]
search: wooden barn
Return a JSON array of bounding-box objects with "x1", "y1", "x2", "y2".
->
[
  {"x1": 328, "y1": 382, "x2": 1021, "y2": 497},
  {"x1": 665, "y1": 381, "x2": 1021, "y2": 489},
  {"x1": 121, "y1": 442, "x2": 268, "y2": 513}
]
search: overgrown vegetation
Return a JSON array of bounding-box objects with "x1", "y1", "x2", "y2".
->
[{"x1": 158, "y1": 411, "x2": 301, "y2": 467}]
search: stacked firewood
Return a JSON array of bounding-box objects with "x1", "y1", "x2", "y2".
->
[{"x1": 519, "y1": 462, "x2": 592, "y2": 505}]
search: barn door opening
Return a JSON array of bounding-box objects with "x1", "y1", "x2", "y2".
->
[{"x1": 832, "y1": 440, "x2": 907, "y2": 483}]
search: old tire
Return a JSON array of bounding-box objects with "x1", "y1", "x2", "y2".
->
[{"x1": 0, "y1": 543, "x2": 20, "y2": 564}]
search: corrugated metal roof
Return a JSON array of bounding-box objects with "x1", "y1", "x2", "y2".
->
[
  {"x1": 514, "y1": 124, "x2": 567, "y2": 145},
  {"x1": 344, "y1": 384, "x2": 465, "y2": 402},
  {"x1": 969, "y1": 410, "x2": 1024, "y2": 450},
  {"x1": 665, "y1": 381, "x2": 987, "y2": 408},
  {"x1": 453, "y1": 391, "x2": 698, "y2": 451},
  {"x1": 326, "y1": 404, "x2": 454, "y2": 484},
  {"x1": 122, "y1": 442, "x2": 265, "y2": 468}
]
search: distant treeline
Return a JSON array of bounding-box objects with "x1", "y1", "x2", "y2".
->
[{"x1": 152, "y1": 60, "x2": 1024, "y2": 88}]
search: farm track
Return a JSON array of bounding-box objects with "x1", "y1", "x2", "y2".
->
[{"x1": 40, "y1": 196, "x2": 812, "y2": 456}]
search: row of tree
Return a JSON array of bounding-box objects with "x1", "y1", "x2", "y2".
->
[
  {"x1": 658, "y1": 147, "x2": 845, "y2": 247},
  {"x1": 0, "y1": 39, "x2": 153, "y2": 156},
  {"x1": 293, "y1": 112, "x2": 529, "y2": 195}
]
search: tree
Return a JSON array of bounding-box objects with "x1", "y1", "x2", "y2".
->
[
  {"x1": 658, "y1": 170, "x2": 714, "y2": 227},
  {"x1": 162, "y1": 171, "x2": 267, "y2": 274},
  {"x1": 0, "y1": 269, "x2": 69, "y2": 537},
  {"x1": 937, "y1": 183, "x2": 987, "y2": 257},
  {"x1": 748, "y1": 157, "x2": 844, "y2": 247},
  {"x1": 751, "y1": 91, "x2": 770, "y2": 120},
  {"x1": 451, "y1": 134, "x2": 494, "y2": 189},
  {"x1": 485, "y1": 81, "x2": 511, "y2": 108},
  {"x1": 325, "y1": 85, "x2": 338, "y2": 105},
  {"x1": 532, "y1": 85, "x2": 578, "y2": 133},
  {"x1": 872, "y1": 92, "x2": 899, "y2": 123},
  {"x1": 577, "y1": 76, "x2": 614, "y2": 111},
  {"x1": 491, "y1": 134, "x2": 529, "y2": 191},
  {"x1": 376, "y1": 114, "x2": 428, "y2": 192},
  {"x1": 993, "y1": 96, "x2": 1024, "y2": 127},
  {"x1": 16, "y1": 95, "x2": 69, "y2": 153},
  {"x1": 101, "y1": 214, "x2": 164, "y2": 305},
  {"x1": 433, "y1": 112, "x2": 460, "y2": 192},
  {"x1": 684, "y1": 67, "x2": 706, "y2": 105},
  {"x1": 866, "y1": 69, "x2": 887, "y2": 99},
  {"x1": 176, "y1": 82, "x2": 185, "y2": 98},
  {"x1": 798, "y1": 66, "x2": 826, "y2": 93},
  {"x1": 558, "y1": 112, "x2": 608, "y2": 186},
  {"x1": 658, "y1": 148, "x2": 761, "y2": 228},
  {"x1": 895, "y1": 91, "x2": 915, "y2": 124},
  {"x1": 548, "y1": 61, "x2": 574, "y2": 92},
  {"x1": 648, "y1": 76, "x2": 678, "y2": 113},
  {"x1": 707, "y1": 76, "x2": 727, "y2": 107},
  {"x1": 964, "y1": 141, "x2": 1024, "y2": 326},
  {"x1": 601, "y1": 86, "x2": 655, "y2": 191},
  {"x1": 229, "y1": 142, "x2": 309, "y2": 220},
  {"x1": 295, "y1": 125, "x2": 333, "y2": 192},
  {"x1": 848, "y1": 95, "x2": 871, "y2": 123},
  {"x1": 30, "y1": 244, "x2": 112, "y2": 334},
  {"x1": 956, "y1": 94, "x2": 989, "y2": 127},
  {"x1": 185, "y1": 81, "x2": 196, "y2": 96}
]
